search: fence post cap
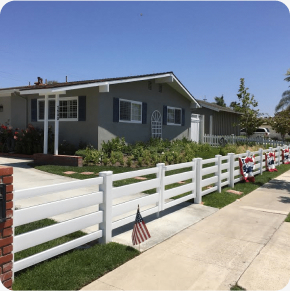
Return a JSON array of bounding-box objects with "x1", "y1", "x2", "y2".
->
[
  {"x1": 156, "y1": 163, "x2": 165, "y2": 167},
  {"x1": 99, "y1": 171, "x2": 113, "y2": 176}
]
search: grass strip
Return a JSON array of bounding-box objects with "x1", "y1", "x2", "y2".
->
[
  {"x1": 285, "y1": 212, "x2": 290, "y2": 222},
  {"x1": 203, "y1": 163, "x2": 290, "y2": 209},
  {"x1": 230, "y1": 284, "x2": 246, "y2": 290},
  {"x1": 13, "y1": 218, "x2": 139, "y2": 290},
  {"x1": 14, "y1": 219, "x2": 85, "y2": 262}
]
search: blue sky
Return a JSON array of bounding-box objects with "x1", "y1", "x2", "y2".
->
[{"x1": 0, "y1": 1, "x2": 289, "y2": 116}]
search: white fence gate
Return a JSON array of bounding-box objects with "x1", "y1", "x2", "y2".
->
[
  {"x1": 12, "y1": 145, "x2": 290, "y2": 273},
  {"x1": 191, "y1": 114, "x2": 200, "y2": 143}
]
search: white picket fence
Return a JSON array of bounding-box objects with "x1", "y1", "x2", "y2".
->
[
  {"x1": 204, "y1": 134, "x2": 285, "y2": 147},
  {"x1": 12, "y1": 145, "x2": 289, "y2": 272}
]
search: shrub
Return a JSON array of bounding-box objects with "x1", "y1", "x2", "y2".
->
[
  {"x1": 102, "y1": 137, "x2": 126, "y2": 157},
  {"x1": 126, "y1": 156, "x2": 133, "y2": 167},
  {"x1": 137, "y1": 157, "x2": 143, "y2": 167},
  {"x1": 75, "y1": 149, "x2": 87, "y2": 158},
  {"x1": 14, "y1": 125, "x2": 54, "y2": 155},
  {"x1": 83, "y1": 147, "x2": 100, "y2": 165},
  {"x1": 58, "y1": 140, "x2": 76, "y2": 155}
]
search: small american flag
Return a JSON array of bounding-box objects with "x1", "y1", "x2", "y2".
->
[{"x1": 132, "y1": 205, "x2": 151, "y2": 245}]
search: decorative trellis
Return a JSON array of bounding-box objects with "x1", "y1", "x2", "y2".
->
[{"x1": 151, "y1": 110, "x2": 162, "y2": 139}]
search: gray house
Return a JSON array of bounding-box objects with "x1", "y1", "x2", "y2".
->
[
  {"x1": 191, "y1": 99, "x2": 242, "y2": 136},
  {"x1": 0, "y1": 72, "x2": 200, "y2": 154}
]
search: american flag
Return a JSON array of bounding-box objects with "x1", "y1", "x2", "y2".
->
[{"x1": 132, "y1": 206, "x2": 151, "y2": 245}]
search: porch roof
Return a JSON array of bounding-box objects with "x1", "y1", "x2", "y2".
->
[
  {"x1": 0, "y1": 72, "x2": 200, "y2": 107},
  {"x1": 195, "y1": 99, "x2": 243, "y2": 115}
]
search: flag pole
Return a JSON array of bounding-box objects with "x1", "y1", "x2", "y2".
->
[{"x1": 138, "y1": 204, "x2": 140, "y2": 252}]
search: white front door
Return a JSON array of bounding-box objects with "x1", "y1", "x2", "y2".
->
[{"x1": 191, "y1": 114, "x2": 200, "y2": 143}]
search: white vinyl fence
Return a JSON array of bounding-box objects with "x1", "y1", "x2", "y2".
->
[
  {"x1": 204, "y1": 134, "x2": 285, "y2": 147},
  {"x1": 13, "y1": 145, "x2": 290, "y2": 272}
]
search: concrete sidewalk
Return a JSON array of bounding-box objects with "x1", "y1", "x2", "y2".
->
[{"x1": 82, "y1": 170, "x2": 290, "y2": 290}]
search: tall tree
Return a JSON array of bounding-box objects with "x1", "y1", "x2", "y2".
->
[
  {"x1": 232, "y1": 78, "x2": 263, "y2": 137},
  {"x1": 275, "y1": 69, "x2": 290, "y2": 112},
  {"x1": 214, "y1": 95, "x2": 226, "y2": 107},
  {"x1": 268, "y1": 109, "x2": 290, "y2": 141},
  {"x1": 230, "y1": 101, "x2": 238, "y2": 110}
]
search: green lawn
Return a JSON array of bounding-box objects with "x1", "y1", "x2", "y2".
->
[{"x1": 13, "y1": 218, "x2": 139, "y2": 290}]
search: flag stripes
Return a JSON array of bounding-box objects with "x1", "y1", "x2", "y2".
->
[{"x1": 132, "y1": 207, "x2": 151, "y2": 245}]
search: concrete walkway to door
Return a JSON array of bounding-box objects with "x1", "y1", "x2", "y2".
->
[{"x1": 82, "y1": 170, "x2": 290, "y2": 290}]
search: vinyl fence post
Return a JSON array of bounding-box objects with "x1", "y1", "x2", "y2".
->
[
  {"x1": 246, "y1": 150, "x2": 250, "y2": 157},
  {"x1": 156, "y1": 163, "x2": 165, "y2": 216},
  {"x1": 215, "y1": 155, "x2": 222, "y2": 193},
  {"x1": 99, "y1": 171, "x2": 113, "y2": 244},
  {"x1": 228, "y1": 153, "x2": 235, "y2": 188},
  {"x1": 259, "y1": 148, "x2": 263, "y2": 175},
  {"x1": 194, "y1": 158, "x2": 202, "y2": 204}
]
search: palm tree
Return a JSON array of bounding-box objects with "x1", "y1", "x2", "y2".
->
[{"x1": 276, "y1": 69, "x2": 290, "y2": 112}]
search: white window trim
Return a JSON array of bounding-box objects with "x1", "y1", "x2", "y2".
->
[
  {"x1": 119, "y1": 98, "x2": 142, "y2": 124},
  {"x1": 37, "y1": 97, "x2": 78, "y2": 122},
  {"x1": 167, "y1": 106, "x2": 182, "y2": 126}
]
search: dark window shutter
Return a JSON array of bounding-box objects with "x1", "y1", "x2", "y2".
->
[
  {"x1": 31, "y1": 99, "x2": 37, "y2": 122},
  {"x1": 78, "y1": 96, "x2": 86, "y2": 121},
  {"x1": 38, "y1": 101, "x2": 44, "y2": 120},
  {"x1": 113, "y1": 97, "x2": 119, "y2": 122},
  {"x1": 163, "y1": 105, "x2": 167, "y2": 125},
  {"x1": 142, "y1": 102, "x2": 147, "y2": 124},
  {"x1": 182, "y1": 108, "x2": 185, "y2": 126}
]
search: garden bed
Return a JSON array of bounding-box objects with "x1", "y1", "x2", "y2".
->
[{"x1": 33, "y1": 153, "x2": 83, "y2": 167}]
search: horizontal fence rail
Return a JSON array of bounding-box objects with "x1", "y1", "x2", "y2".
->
[{"x1": 12, "y1": 143, "x2": 290, "y2": 273}]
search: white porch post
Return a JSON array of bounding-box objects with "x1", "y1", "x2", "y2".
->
[
  {"x1": 43, "y1": 94, "x2": 49, "y2": 154},
  {"x1": 209, "y1": 115, "x2": 213, "y2": 145},
  {"x1": 54, "y1": 94, "x2": 60, "y2": 155}
]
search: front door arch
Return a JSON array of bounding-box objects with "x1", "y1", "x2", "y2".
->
[{"x1": 151, "y1": 110, "x2": 162, "y2": 139}]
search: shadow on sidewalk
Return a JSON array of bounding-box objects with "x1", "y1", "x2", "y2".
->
[
  {"x1": 259, "y1": 179, "x2": 290, "y2": 194},
  {"x1": 112, "y1": 201, "x2": 194, "y2": 237},
  {"x1": 278, "y1": 196, "x2": 290, "y2": 204}
]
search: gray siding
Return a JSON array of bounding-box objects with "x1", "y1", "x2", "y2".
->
[
  {"x1": 191, "y1": 108, "x2": 240, "y2": 135},
  {"x1": 0, "y1": 96, "x2": 12, "y2": 126},
  {"x1": 23, "y1": 80, "x2": 192, "y2": 149},
  {"x1": 97, "y1": 80, "x2": 191, "y2": 149},
  {"x1": 27, "y1": 87, "x2": 99, "y2": 147},
  {"x1": 11, "y1": 95, "x2": 27, "y2": 129},
  {"x1": 0, "y1": 95, "x2": 27, "y2": 129}
]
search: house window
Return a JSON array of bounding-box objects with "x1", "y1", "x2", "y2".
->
[
  {"x1": 38, "y1": 100, "x2": 55, "y2": 120},
  {"x1": 119, "y1": 99, "x2": 142, "y2": 123},
  {"x1": 59, "y1": 99, "x2": 78, "y2": 119},
  {"x1": 37, "y1": 97, "x2": 78, "y2": 121},
  {"x1": 159, "y1": 84, "x2": 162, "y2": 93},
  {"x1": 167, "y1": 106, "x2": 182, "y2": 125}
]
